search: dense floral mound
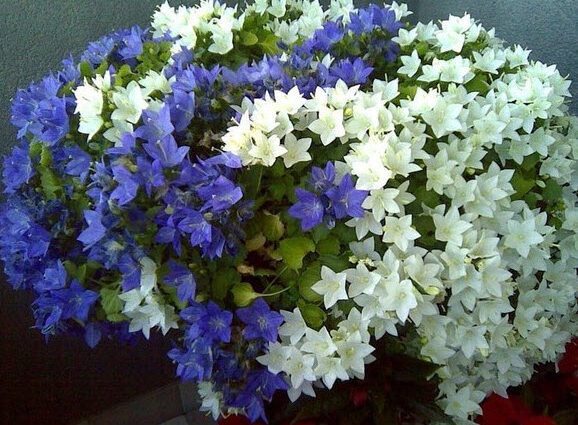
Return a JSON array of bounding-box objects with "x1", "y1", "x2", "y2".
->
[{"x1": 1, "y1": 1, "x2": 576, "y2": 424}]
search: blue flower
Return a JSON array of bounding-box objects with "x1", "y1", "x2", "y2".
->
[
  {"x1": 110, "y1": 164, "x2": 139, "y2": 206},
  {"x1": 135, "y1": 103, "x2": 175, "y2": 143},
  {"x1": 64, "y1": 146, "x2": 91, "y2": 182},
  {"x1": 118, "y1": 253, "x2": 141, "y2": 291},
  {"x1": 118, "y1": 26, "x2": 145, "y2": 60},
  {"x1": 177, "y1": 208, "x2": 212, "y2": 247},
  {"x1": 325, "y1": 173, "x2": 368, "y2": 219},
  {"x1": 2, "y1": 142, "x2": 33, "y2": 193},
  {"x1": 201, "y1": 302, "x2": 233, "y2": 344},
  {"x1": 143, "y1": 135, "x2": 189, "y2": 168},
  {"x1": 196, "y1": 175, "x2": 243, "y2": 212},
  {"x1": 10, "y1": 75, "x2": 69, "y2": 145},
  {"x1": 34, "y1": 260, "x2": 67, "y2": 292},
  {"x1": 81, "y1": 34, "x2": 116, "y2": 65},
  {"x1": 310, "y1": 161, "x2": 336, "y2": 192},
  {"x1": 59, "y1": 280, "x2": 99, "y2": 322},
  {"x1": 164, "y1": 261, "x2": 196, "y2": 302},
  {"x1": 167, "y1": 89, "x2": 195, "y2": 132},
  {"x1": 135, "y1": 156, "x2": 165, "y2": 196},
  {"x1": 236, "y1": 298, "x2": 284, "y2": 342},
  {"x1": 168, "y1": 337, "x2": 214, "y2": 381},
  {"x1": 288, "y1": 188, "x2": 325, "y2": 231},
  {"x1": 329, "y1": 58, "x2": 374, "y2": 86},
  {"x1": 77, "y1": 210, "x2": 107, "y2": 249}
]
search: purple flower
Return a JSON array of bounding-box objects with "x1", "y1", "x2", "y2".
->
[
  {"x1": 236, "y1": 298, "x2": 284, "y2": 342},
  {"x1": 143, "y1": 135, "x2": 189, "y2": 168},
  {"x1": 325, "y1": 174, "x2": 368, "y2": 219},
  {"x1": 288, "y1": 188, "x2": 325, "y2": 231}
]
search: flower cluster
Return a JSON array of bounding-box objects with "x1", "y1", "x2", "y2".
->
[{"x1": 1, "y1": 1, "x2": 576, "y2": 424}]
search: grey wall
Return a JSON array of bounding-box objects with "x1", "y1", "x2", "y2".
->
[{"x1": 0, "y1": 1, "x2": 575, "y2": 424}]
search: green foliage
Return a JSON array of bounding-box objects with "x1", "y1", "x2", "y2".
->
[
  {"x1": 136, "y1": 41, "x2": 173, "y2": 75},
  {"x1": 298, "y1": 301, "x2": 327, "y2": 329},
  {"x1": 231, "y1": 282, "x2": 259, "y2": 307},
  {"x1": 100, "y1": 287, "x2": 124, "y2": 321},
  {"x1": 261, "y1": 212, "x2": 285, "y2": 241},
  {"x1": 277, "y1": 236, "x2": 316, "y2": 270},
  {"x1": 298, "y1": 262, "x2": 323, "y2": 302},
  {"x1": 212, "y1": 268, "x2": 241, "y2": 301}
]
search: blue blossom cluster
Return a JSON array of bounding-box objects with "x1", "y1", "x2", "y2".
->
[
  {"x1": 289, "y1": 162, "x2": 368, "y2": 231},
  {"x1": 169, "y1": 299, "x2": 286, "y2": 422}
]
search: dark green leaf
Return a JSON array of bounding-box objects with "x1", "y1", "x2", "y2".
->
[{"x1": 277, "y1": 237, "x2": 315, "y2": 270}]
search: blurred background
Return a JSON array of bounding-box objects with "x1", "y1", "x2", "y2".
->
[{"x1": 0, "y1": 1, "x2": 575, "y2": 424}]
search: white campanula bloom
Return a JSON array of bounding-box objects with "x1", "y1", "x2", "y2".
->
[
  {"x1": 111, "y1": 80, "x2": 149, "y2": 124},
  {"x1": 308, "y1": 107, "x2": 346, "y2": 145},
  {"x1": 312, "y1": 265, "x2": 348, "y2": 308},
  {"x1": 398, "y1": 50, "x2": 421, "y2": 77}
]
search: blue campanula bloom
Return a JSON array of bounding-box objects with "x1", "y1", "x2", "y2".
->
[
  {"x1": 2, "y1": 142, "x2": 33, "y2": 194},
  {"x1": 290, "y1": 162, "x2": 368, "y2": 231},
  {"x1": 118, "y1": 25, "x2": 145, "y2": 61},
  {"x1": 201, "y1": 301, "x2": 234, "y2": 344},
  {"x1": 164, "y1": 261, "x2": 196, "y2": 302},
  {"x1": 84, "y1": 322, "x2": 102, "y2": 348},
  {"x1": 58, "y1": 280, "x2": 99, "y2": 322},
  {"x1": 81, "y1": 34, "x2": 116, "y2": 65},
  {"x1": 246, "y1": 368, "x2": 289, "y2": 400},
  {"x1": 325, "y1": 173, "x2": 368, "y2": 219},
  {"x1": 177, "y1": 208, "x2": 212, "y2": 247},
  {"x1": 77, "y1": 210, "x2": 107, "y2": 249},
  {"x1": 135, "y1": 104, "x2": 175, "y2": 143},
  {"x1": 167, "y1": 89, "x2": 195, "y2": 132},
  {"x1": 310, "y1": 161, "x2": 336, "y2": 192},
  {"x1": 110, "y1": 164, "x2": 139, "y2": 206},
  {"x1": 58, "y1": 55, "x2": 81, "y2": 84},
  {"x1": 34, "y1": 260, "x2": 67, "y2": 292},
  {"x1": 328, "y1": 58, "x2": 374, "y2": 86},
  {"x1": 118, "y1": 253, "x2": 141, "y2": 291},
  {"x1": 143, "y1": 135, "x2": 189, "y2": 168},
  {"x1": 196, "y1": 175, "x2": 243, "y2": 213},
  {"x1": 288, "y1": 189, "x2": 325, "y2": 231},
  {"x1": 168, "y1": 338, "x2": 214, "y2": 381},
  {"x1": 236, "y1": 298, "x2": 284, "y2": 342},
  {"x1": 135, "y1": 156, "x2": 165, "y2": 196},
  {"x1": 64, "y1": 146, "x2": 91, "y2": 182},
  {"x1": 107, "y1": 132, "x2": 137, "y2": 156},
  {"x1": 10, "y1": 75, "x2": 69, "y2": 145}
]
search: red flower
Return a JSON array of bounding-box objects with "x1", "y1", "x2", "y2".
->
[
  {"x1": 218, "y1": 415, "x2": 265, "y2": 425},
  {"x1": 558, "y1": 338, "x2": 578, "y2": 374},
  {"x1": 349, "y1": 387, "x2": 369, "y2": 407},
  {"x1": 478, "y1": 394, "x2": 556, "y2": 425}
]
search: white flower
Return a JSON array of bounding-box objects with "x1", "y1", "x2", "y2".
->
[
  {"x1": 335, "y1": 336, "x2": 374, "y2": 375},
  {"x1": 421, "y1": 99, "x2": 464, "y2": 138},
  {"x1": 435, "y1": 29, "x2": 466, "y2": 53},
  {"x1": 398, "y1": 50, "x2": 421, "y2": 77},
  {"x1": 278, "y1": 308, "x2": 308, "y2": 344},
  {"x1": 473, "y1": 49, "x2": 505, "y2": 74},
  {"x1": 380, "y1": 279, "x2": 418, "y2": 323},
  {"x1": 315, "y1": 356, "x2": 349, "y2": 389},
  {"x1": 248, "y1": 133, "x2": 287, "y2": 166},
  {"x1": 433, "y1": 207, "x2": 473, "y2": 246},
  {"x1": 282, "y1": 133, "x2": 312, "y2": 168},
  {"x1": 198, "y1": 382, "x2": 222, "y2": 420},
  {"x1": 111, "y1": 81, "x2": 149, "y2": 124},
  {"x1": 308, "y1": 107, "x2": 346, "y2": 145},
  {"x1": 139, "y1": 70, "x2": 174, "y2": 96},
  {"x1": 312, "y1": 266, "x2": 348, "y2": 309},
  {"x1": 257, "y1": 341, "x2": 291, "y2": 374},
  {"x1": 382, "y1": 215, "x2": 420, "y2": 252},
  {"x1": 392, "y1": 27, "x2": 418, "y2": 47},
  {"x1": 73, "y1": 80, "x2": 104, "y2": 140},
  {"x1": 346, "y1": 263, "x2": 381, "y2": 297},
  {"x1": 283, "y1": 347, "x2": 316, "y2": 388},
  {"x1": 274, "y1": 86, "x2": 305, "y2": 114},
  {"x1": 443, "y1": 386, "x2": 484, "y2": 419},
  {"x1": 504, "y1": 219, "x2": 544, "y2": 257},
  {"x1": 301, "y1": 327, "x2": 338, "y2": 357}
]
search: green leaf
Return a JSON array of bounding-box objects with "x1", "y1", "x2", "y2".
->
[
  {"x1": 318, "y1": 253, "x2": 350, "y2": 272},
  {"x1": 298, "y1": 262, "x2": 323, "y2": 302},
  {"x1": 262, "y1": 213, "x2": 285, "y2": 241},
  {"x1": 542, "y1": 178, "x2": 563, "y2": 202},
  {"x1": 212, "y1": 268, "x2": 241, "y2": 301},
  {"x1": 316, "y1": 235, "x2": 341, "y2": 256},
  {"x1": 277, "y1": 237, "x2": 315, "y2": 270},
  {"x1": 521, "y1": 152, "x2": 541, "y2": 171},
  {"x1": 259, "y1": 33, "x2": 279, "y2": 55},
  {"x1": 299, "y1": 302, "x2": 326, "y2": 329},
  {"x1": 100, "y1": 287, "x2": 123, "y2": 318},
  {"x1": 464, "y1": 73, "x2": 490, "y2": 95},
  {"x1": 79, "y1": 61, "x2": 93, "y2": 78},
  {"x1": 511, "y1": 171, "x2": 535, "y2": 200},
  {"x1": 38, "y1": 166, "x2": 62, "y2": 200},
  {"x1": 240, "y1": 31, "x2": 259, "y2": 46}
]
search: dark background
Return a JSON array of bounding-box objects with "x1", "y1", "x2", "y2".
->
[{"x1": 0, "y1": 1, "x2": 576, "y2": 425}]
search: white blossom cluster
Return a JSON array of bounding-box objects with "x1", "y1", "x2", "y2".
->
[{"x1": 220, "y1": 11, "x2": 578, "y2": 424}]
